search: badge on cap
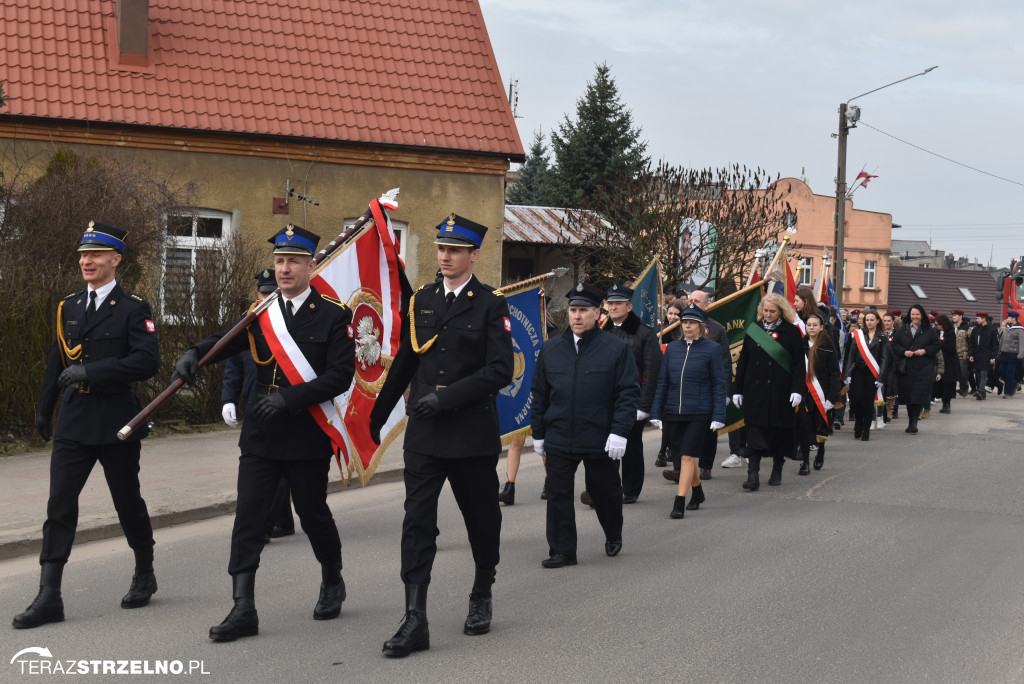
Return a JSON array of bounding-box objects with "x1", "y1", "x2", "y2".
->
[
  {"x1": 576, "y1": 283, "x2": 584, "y2": 292},
  {"x1": 611, "y1": 284, "x2": 618, "y2": 291},
  {"x1": 446, "y1": 215, "x2": 455, "y2": 232},
  {"x1": 286, "y1": 224, "x2": 295, "y2": 238},
  {"x1": 263, "y1": 269, "x2": 270, "y2": 278}
]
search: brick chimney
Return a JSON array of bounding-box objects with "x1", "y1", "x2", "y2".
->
[{"x1": 116, "y1": 0, "x2": 149, "y2": 63}]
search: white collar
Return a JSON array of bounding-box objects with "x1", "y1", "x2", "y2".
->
[
  {"x1": 444, "y1": 277, "x2": 471, "y2": 299},
  {"x1": 283, "y1": 287, "x2": 312, "y2": 311},
  {"x1": 88, "y1": 279, "x2": 117, "y2": 308}
]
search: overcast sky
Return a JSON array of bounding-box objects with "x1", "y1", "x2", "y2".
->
[{"x1": 479, "y1": 0, "x2": 1024, "y2": 268}]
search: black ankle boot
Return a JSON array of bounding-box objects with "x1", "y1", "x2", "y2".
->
[
  {"x1": 686, "y1": 485, "x2": 705, "y2": 510},
  {"x1": 860, "y1": 423, "x2": 870, "y2": 441},
  {"x1": 464, "y1": 567, "x2": 495, "y2": 635},
  {"x1": 13, "y1": 563, "x2": 65, "y2": 629},
  {"x1": 670, "y1": 496, "x2": 686, "y2": 518},
  {"x1": 383, "y1": 585, "x2": 430, "y2": 657},
  {"x1": 654, "y1": 447, "x2": 668, "y2": 468},
  {"x1": 768, "y1": 460, "x2": 783, "y2": 486},
  {"x1": 853, "y1": 420, "x2": 863, "y2": 440},
  {"x1": 939, "y1": 402, "x2": 951, "y2": 414},
  {"x1": 209, "y1": 573, "x2": 258, "y2": 641},
  {"x1": 498, "y1": 481, "x2": 515, "y2": 506},
  {"x1": 799, "y1": 459, "x2": 810, "y2": 476},
  {"x1": 742, "y1": 471, "x2": 759, "y2": 491},
  {"x1": 813, "y1": 445, "x2": 825, "y2": 470},
  {"x1": 314, "y1": 560, "x2": 345, "y2": 620}
]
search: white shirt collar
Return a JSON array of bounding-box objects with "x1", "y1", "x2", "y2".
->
[
  {"x1": 283, "y1": 287, "x2": 312, "y2": 311},
  {"x1": 88, "y1": 279, "x2": 117, "y2": 308},
  {"x1": 444, "y1": 277, "x2": 471, "y2": 300}
]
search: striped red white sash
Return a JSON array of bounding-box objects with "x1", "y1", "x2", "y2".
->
[{"x1": 853, "y1": 329, "x2": 884, "y2": 403}]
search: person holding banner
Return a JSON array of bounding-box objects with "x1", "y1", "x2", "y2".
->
[
  {"x1": 798, "y1": 313, "x2": 840, "y2": 472},
  {"x1": 844, "y1": 308, "x2": 890, "y2": 442},
  {"x1": 732, "y1": 293, "x2": 805, "y2": 490},
  {"x1": 171, "y1": 225, "x2": 356, "y2": 641}
]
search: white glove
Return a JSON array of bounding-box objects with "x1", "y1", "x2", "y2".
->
[
  {"x1": 844, "y1": 377, "x2": 852, "y2": 386},
  {"x1": 824, "y1": 400, "x2": 834, "y2": 411},
  {"x1": 874, "y1": 381, "x2": 884, "y2": 392},
  {"x1": 222, "y1": 402, "x2": 238, "y2": 427},
  {"x1": 709, "y1": 421, "x2": 725, "y2": 431},
  {"x1": 637, "y1": 410, "x2": 650, "y2": 421},
  {"x1": 605, "y1": 434, "x2": 627, "y2": 460},
  {"x1": 732, "y1": 394, "x2": 743, "y2": 408},
  {"x1": 726, "y1": 397, "x2": 731, "y2": 407},
  {"x1": 649, "y1": 419, "x2": 663, "y2": 430},
  {"x1": 789, "y1": 393, "x2": 802, "y2": 408},
  {"x1": 533, "y1": 439, "x2": 545, "y2": 458}
]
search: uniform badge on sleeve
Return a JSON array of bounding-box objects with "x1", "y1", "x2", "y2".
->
[
  {"x1": 145, "y1": 319, "x2": 156, "y2": 333},
  {"x1": 503, "y1": 317, "x2": 512, "y2": 332},
  {"x1": 347, "y1": 324, "x2": 354, "y2": 339}
]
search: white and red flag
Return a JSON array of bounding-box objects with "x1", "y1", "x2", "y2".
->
[
  {"x1": 855, "y1": 171, "x2": 878, "y2": 189},
  {"x1": 306, "y1": 192, "x2": 408, "y2": 485}
]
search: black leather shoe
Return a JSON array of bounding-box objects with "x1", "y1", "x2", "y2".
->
[
  {"x1": 853, "y1": 423, "x2": 863, "y2": 440},
  {"x1": 742, "y1": 472, "x2": 759, "y2": 491},
  {"x1": 383, "y1": 585, "x2": 429, "y2": 657},
  {"x1": 654, "y1": 449, "x2": 668, "y2": 468},
  {"x1": 670, "y1": 496, "x2": 685, "y2": 519},
  {"x1": 814, "y1": 453, "x2": 824, "y2": 470},
  {"x1": 209, "y1": 573, "x2": 258, "y2": 642},
  {"x1": 699, "y1": 468, "x2": 712, "y2": 480},
  {"x1": 463, "y1": 595, "x2": 492, "y2": 635},
  {"x1": 121, "y1": 571, "x2": 157, "y2": 609},
  {"x1": 13, "y1": 563, "x2": 65, "y2": 629},
  {"x1": 540, "y1": 482, "x2": 548, "y2": 500},
  {"x1": 686, "y1": 485, "x2": 705, "y2": 510},
  {"x1": 268, "y1": 525, "x2": 295, "y2": 538},
  {"x1": 541, "y1": 554, "x2": 578, "y2": 568},
  {"x1": 768, "y1": 471, "x2": 782, "y2": 486},
  {"x1": 662, "y1": 468, "x2": 680, "y2": 483},
  {"x1": 313, "y1": 561, "x2": 345, "y2": 620},
  {"x1": 798, "y1": 461, "x2": 810, "y2": 476},
  {"x1": 605, "y1": 540, "x2": 622, "y2": 557},
  {"x1": 498, "y1": 481, "x2": 515, "y2": 506},
  {"x1": 939, "y1": 404, "x2": 951, "y2": 414},
  {"x1": 622, "y1": 494, "x2": 639, "y2": 504},
  {"x1": 905, "y1": 426, "x2": 919, "y2": 433},
  {"x1": 580, "y1": 491, "x2": 594, "y2": 507}
]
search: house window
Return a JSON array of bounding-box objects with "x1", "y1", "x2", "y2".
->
[
  {"x1": 344, "y1": 217, "x2": 407, "y2": 263},
  {"x1": 161, "y1": 210, "x2": 231, "y2": 319},
  {"x1": 863, "y1": 260, "x2": 876, "y2": 289},
  {"x1": 909, "y1": 284, "x2": 927, "y2": 299},
  {"x1": 798, "y1": 257, "x2": 813, "y2": 286},
  {"x1": 957, "y1": 286, "x2": 977, "y2": 302}
]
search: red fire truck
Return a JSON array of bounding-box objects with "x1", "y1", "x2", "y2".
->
[{"x1": 1000, "y1": 259, "x2": 1024, "y2": 319}]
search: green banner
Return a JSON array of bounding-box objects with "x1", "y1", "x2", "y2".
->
[{"x1": 706, "y1": 281, "x2": 765, "y2": 433}]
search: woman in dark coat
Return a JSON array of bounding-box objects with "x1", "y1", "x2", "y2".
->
[
  {"x1": 653, "y1": 301, "x2": 686, "y2": 469},
  {"x1": 933, "y1": 314, "x2": 959, "y2": 413},
  {"x1": 797, "y1": 313, "x2": 840, "y2": 473},
  {"x1": 731, "y1": 293, "x2": 805, "y2": 490},
  {"x1": 844, "y1": 308, "x2": 891, "y2": 441},
  {"x1": 891, "y1": 303, "x2": 940, "y2": 434}
]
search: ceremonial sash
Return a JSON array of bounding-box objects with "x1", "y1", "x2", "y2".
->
[
  {"x1": 745, "y1": 322, "x2": 792, "y2": 374},
  {"x1": 853, "y1": 329, "x2": 884, "y2": 405},
  {"x1": 257, "y1": 298, "x2": 347, "y2": 453}
]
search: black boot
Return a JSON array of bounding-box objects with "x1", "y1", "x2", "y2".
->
[
  {"x1": 742, "y1": 471, "x2": 759, "y2": 491},
  {"x1": 498, "y1": 481, "x2": 515, "y2": 506},
  {"x1": 209, "y1": 573, "x2": 258, "y2": 642},
  {"x1": 670, "y1": 496, "x2": 686, "y2": 519},
  {"x1": 314, "y1": 560, "x2": 345, "y2": 620},
  {"x1": 686, "y1": 485, "x2": 705, "y2": 510},
  {"x1": 860, "y1": 422, "x2": 870, "y2": 441},
  {"x1": 906, "y1": 413, "x2": 919, "y2": 434},
  {"x1": 540, "y1": 478, "x2": 548, "y2": 501},
  {"x1": 939, "y1": 401, "x2": 951, "y2": 414},
  {"x1": 799, "y1": 457, "x2": 810, "y2": 476},
  {"x1": 654, "y1": 446, "x2": 668, "y2": 468},
  {"x1": 383, "y1": 585, "x2": 430, "y2": 657},
  {"x1": 464, "y1": 567, "x2": 495, "y2": 636},
  {"x1": 853, "y1": 420, "x2": 863, "y2": 440},
  {"x1": 813, "y1": 444, "x2": 825, "y2": 470},
  {"x1": 768, "y1": 459, "x2": 783, "y2": 486},
  {"x1": 121, "y1": 548, "x2": 157, "y2": 609},
  {"x1": 13, "y1": 563, "x2": 65, "y2": 629}
]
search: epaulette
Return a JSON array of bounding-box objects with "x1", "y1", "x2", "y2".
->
[
  {"x1": 492, "y1": 289, "x2": 505, "y2": 297},
  {"x1": 64, "y1": 290, "x2": 82, "y2": 301},
  {"x1": 415, "y1": 284, "x2": 429, "y2": 293},
  {"x1": 320, "y1": 294, "x2": 348, "y2": 308},
  {"x1": 128, "y1": 293, "x2": 144, "y2": 301}
]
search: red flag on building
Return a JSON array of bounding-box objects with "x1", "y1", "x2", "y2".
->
[{"x1": 855, "y1": 171, "x2": 878, "y2": 189}]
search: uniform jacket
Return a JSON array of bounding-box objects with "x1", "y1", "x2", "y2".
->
[
  {"x1": 221, "y1": 351, "x2": 257, "y2": 408},
  {"x1": 843, "y1": 329, "x2": 892, "y2": 384},
  {"x1": 194, "y1": 286, "x2": 355, "y2": 460},
  {"x1": 650, "y1": 336, "x2": 726, "y2": 423},
  {"x1": 530, "y1": 325, "x2": 640, "y2": 455},
  {"x1": 37, "y1": 283, "x2": 160, "y2": 444},
  {"x1": 372, "y1": 274, "x2": 514, "y2": 458},
  {"x1": 968, "y1": 323, "x2": 999, "y2": 366},
  {"x1": 732, "y1": 318, "x2": 805, "y2": 428},
  {"x1": 892, "y1": 322, "x2": 939, "y2": 405},
  {"x1": 602, "y1": 311, "x2": 662, "y2": 413}
]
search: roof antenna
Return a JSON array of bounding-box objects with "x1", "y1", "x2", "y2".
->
[{"x1": 281, "y1": 178, "x2": 319, "y2": 207}]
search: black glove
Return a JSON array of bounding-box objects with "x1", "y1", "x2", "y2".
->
[
  {"x1": 57, "y1": 365, "x2": 87, "y2": 392},
  {"x1": 412, "y1": 393, "x2": 442, "y2": 420},
  {"x1": 251, "y1": 393, "x2": 287, "y2": 421},
  {"x1": 171, "y1": 348, "x2": 200, "y2": 385},
  {"x1": 35, "y1": 414, "x2": 52, "y2": 442},
  {"x1": 369, "y1": 421, "x2": 382, "y2": 445}
]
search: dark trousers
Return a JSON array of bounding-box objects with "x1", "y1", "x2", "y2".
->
[
  {"x1": 849, "y1": 367, "x2": 877, "y2": 427},
  {"x1": 546, "y1": 449, "x2": 623, "y2": 556},
  {"x1": 229, "y1": 454, "x2": 341, "y2": 575},
  {"x1": 998, "y1": 356, "x2": 1019, "y2": 396},
  {"x1": 266, "y1": 476, "x2": 294, "y2": 531},
  {"x1": 400, "y1": 451, "x2": 501, "y2": 585},
  {"x1": 975, "y1": 367, "x2": 990, "y2": 395},
  {"x1": 41, "y1": 439, "x2": 154, "y2": 565},
  {"x1": 728, "y1": 427, "x2": 747, "y2": 457},
  {"x1": 619, "y1": 419, "x2": 646, "y2": 497},
  {"x1": 958, "y1": 359, "x2": 973, "y2": 393}
]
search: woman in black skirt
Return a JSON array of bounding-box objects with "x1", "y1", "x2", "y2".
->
[
  {"x1": 653, "y1": 301, "x2": 686, "y2": 469},
  {"x1": 651, "y1": 305, "x2": 726, "y2": 518},
  {"x1": 797, "y1": 313, "x2": 840, "y2": 472}
]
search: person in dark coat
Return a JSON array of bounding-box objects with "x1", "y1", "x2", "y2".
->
[
  {"x1": 650, "y1": 304, "x2": 726, "y2": 518},
  {"x1": 600, "y1": 283, "x2": 662, "y2": 503},
  {"x1": 731, "y1": 293, "x2": 806, "y2": 490},
  {"x1": 881, "y1": 311, "x2": 899, "y2": 424},
  {"x1": 891, "y1": 303, "x2": 940, "y2": 434},
  {"x1": 14, "y1": 223, "x2": 161, "y2": 630},
  {"x1": 968, "y1": 312, "x2": 999, "y2": 399},
  {"x1": 844, "y1": 308, "x2": 891, "y2": 441},
  {"x1": 530, "y1": 283, "x2": 639, "y2": 566},
  {"x1": 688, "y1": 290, "x2": 732, "y2": 480},
  {"x1": 370, "y1": 214, "x2": 513, "y2": 657},
  {"x1": 173, "y1": 225, "x2": 356, "y2": 641},
  {"x1": 653, "y1": 300, "x2": 685, "y2": 470},
  {"x1": 797, "y1": 313, "x2": 840, "y2": 472},
  {"x1": 933, "y1": 314, "x2": 960, "y2": 413}
]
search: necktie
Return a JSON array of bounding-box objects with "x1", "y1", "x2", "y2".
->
[
  {"x1": 575, "y1": 338, "x2": 581, "y2": 355},
  {"x1": 286, "y1": 300, "x2": 295, "y2": 324},
  {"x1": 446, "y1": 292, "x2": 456, "y2": 309},
  {"x1": 85, "y1": 290, "x2": 97, "y2": 322}
]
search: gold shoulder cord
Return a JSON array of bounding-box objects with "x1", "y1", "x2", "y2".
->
[
  {"x1": 408, "y1": 289, "x2": 439, "y2": 354},
  {"x1": 56, "y1": 299, "x2": 83, "y2": 366},
  {"x1": 246, "y1": 301, "x2": 275, "y2": 366}
]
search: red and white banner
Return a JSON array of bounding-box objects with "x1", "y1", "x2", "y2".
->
[{"x1": 307, "y1": 197, "x2": 407, "y2": 485}]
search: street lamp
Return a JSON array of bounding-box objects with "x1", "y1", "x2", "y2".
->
[{"x1": 833, "y1": 66, "x2": 937, "y2": 309}]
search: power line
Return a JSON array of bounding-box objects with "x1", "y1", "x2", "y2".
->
[
  {"x1": 898, "y1": 222, "x2": 1024, "y2": 228},
  {"x1": 858, "y1": 120, "x2": 1024, "y2": 189}
]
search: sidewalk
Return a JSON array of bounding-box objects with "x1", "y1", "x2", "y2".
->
[{"x1": 0, "y1": 428, "x2": 411, "y2": 561}]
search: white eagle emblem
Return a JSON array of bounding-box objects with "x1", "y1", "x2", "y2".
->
[{"x1": 354, "y1": 315, "x2": 382, "y2": 370}]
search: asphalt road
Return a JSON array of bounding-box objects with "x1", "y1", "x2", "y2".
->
[{"x1": 2, "y1": 399, "x2": 1023, "y2": 683}]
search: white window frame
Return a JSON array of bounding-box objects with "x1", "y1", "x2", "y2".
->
[
  {"x1": 957, "y1": 286, "x2": 977, "y2": 302},
  {"x1": 863, "y1": 260, "x2": 876, "y2": 289},
  {"x1": 798, "y1": 257, "x2": 813, "y2": 286},
  {"x1": 909, "y1": 284, "x2": 927, "y2": 299},
  {"x1": 161, "y1": 209, "x2": 232, "y2": 321}
]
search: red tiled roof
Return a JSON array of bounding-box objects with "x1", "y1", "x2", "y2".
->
[
  {"x1": 503, "y1": 205, "x2": 612, "y2": 245},
  {"x1": 0, "y1": 0, "x2": 524, "y2": 159}
]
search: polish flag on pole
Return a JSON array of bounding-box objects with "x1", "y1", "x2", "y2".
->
[
  {"x1": 855, "y1": 171, "x2": 878, "y2": 189},
  {"x1": 310, "y1": 191, "x2": 409, "y2": 486}
]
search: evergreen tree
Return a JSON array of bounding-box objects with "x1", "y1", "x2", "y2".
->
[
  {"x1": 548, "y1": 63, "x2": 649, "y2": 209},
  {"x1": 506, "y1": 129, "x2": 550, "y2": 206}
]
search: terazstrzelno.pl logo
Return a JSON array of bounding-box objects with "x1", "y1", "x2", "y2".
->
[{"x1": 10, "y1": 647, "x2": 209, "y2": 676}]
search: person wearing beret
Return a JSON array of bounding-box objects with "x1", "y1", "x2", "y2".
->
[
  {"x1": 892, "y1": 304, "x2": 940, "y2": 433},
  {"x1": 370, "y1": 214, "x2": 513, "y2": 657},
  {"x1": 173, "y1": 225, "x2": 356, "y2": 641},
  {"x1": 15, "y1": 222, "x2": 160, "y2": 629},
  {"x1": 530, "y1": 283, "x2": 639, "y2": 563},
  {"x1": 951, "y1": 309, "x2": 973, "y2": 397},
  {"x1": 996, "y1": 311, "x2": 1024, "y2": 397},
  {"x1": 968, "y1": 311, "x2": 999, "y2": 399}
]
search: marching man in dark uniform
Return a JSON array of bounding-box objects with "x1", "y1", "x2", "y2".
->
[
  {"x1": 172, "y1": 225, "x2": 355, "y2": 642},
  {"x1": 530, "y1": 283, "x2": 640, "y2": 568},
  {"x1": 14, "y1": 222, "x2": 160, "y2": 629},
  {"x1": 370, "y1": 214, "x2": 513, "y2": 658}
]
